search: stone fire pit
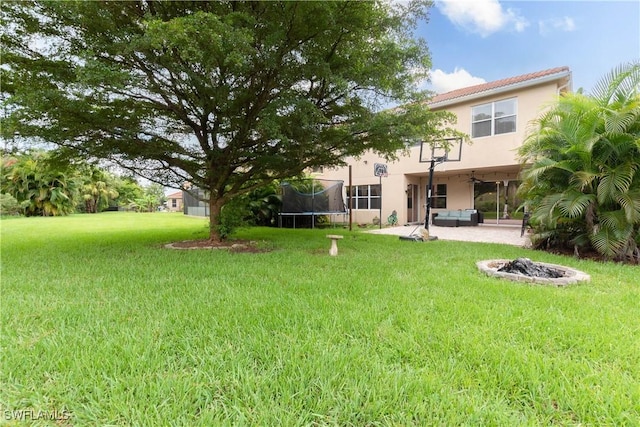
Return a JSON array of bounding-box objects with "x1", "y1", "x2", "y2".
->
[{"x1": 477, "y1": 258, "x2": 590, "y2": 286}]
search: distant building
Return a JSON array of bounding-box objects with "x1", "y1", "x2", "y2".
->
[{"x1": 166, "y1": 191, "x2": 183, "y2": 212}]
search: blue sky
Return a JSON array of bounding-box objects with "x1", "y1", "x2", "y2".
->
[{"x1": 413, "y1": 0, "x2": 640, "y2": 94}]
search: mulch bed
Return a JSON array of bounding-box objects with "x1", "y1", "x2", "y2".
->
[{"x1": 539, "y1": 247, "x2": 637, "y2": 264}]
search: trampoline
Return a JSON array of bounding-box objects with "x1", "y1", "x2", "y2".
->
[{"x1": 279, "y1": 179, "x2": 347, "y2": 228}]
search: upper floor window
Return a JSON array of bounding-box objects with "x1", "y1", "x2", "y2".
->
[{"x1": 471, "y1": 98, "x2": 517, "y2": 138}]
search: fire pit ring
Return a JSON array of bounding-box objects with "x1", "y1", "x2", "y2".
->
[{"x1": 477, "y1": 258, "x2": 590, "y2": 286}]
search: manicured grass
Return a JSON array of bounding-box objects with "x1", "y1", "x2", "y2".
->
[{"x1": 1, "y1": 212, "x2": 638, "y2": 425}]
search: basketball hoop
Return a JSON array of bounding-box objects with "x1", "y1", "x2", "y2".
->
[
  {"x1": 419, "y1": 137, "x2": 462, "y2": 163},
  {"x1": 373, "y1": 163, "x2": 388, "y2": 177},
  {"x1": 374, "y1": 163, "x2": 388, "y2": 229},
  {"x1": 419, "y1": 138, "x2": 463, "y2": 235}
]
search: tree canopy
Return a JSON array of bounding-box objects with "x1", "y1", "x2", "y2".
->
[{"x1": 1, "y1": 0, "x2": 459, "y2": 240}]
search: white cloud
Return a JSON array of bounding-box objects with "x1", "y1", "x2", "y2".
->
[
  {"x1": 436, "y1": 0, "x2": 529, "y2": 37},
  {"x1": 429, "y1": 68, "x2": 486, "y2": 93},
  {"x1": 538, "y1": 17, "x2": 577, "y2": 36}
]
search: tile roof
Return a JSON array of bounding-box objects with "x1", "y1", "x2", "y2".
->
[
  {"x1": 167, "y1": 191, "x2": 183, "y2": 199},
  {"x1": 428, "y1": 66, "x2": 571, "y2": 106}
]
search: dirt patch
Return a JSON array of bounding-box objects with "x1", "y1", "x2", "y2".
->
[{"x1": 164, "y1": 239, "x2": 270, "y2": 253}]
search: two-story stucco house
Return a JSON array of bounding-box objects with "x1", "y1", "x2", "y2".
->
[{"x1": 314, "y1": 66, "x2": 573, "y2": 227}]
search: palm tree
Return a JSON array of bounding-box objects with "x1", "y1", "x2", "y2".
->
[
  {"x1": 518, "y1": 61, "x2": 640, "y2": 262},
  {"x1": 80, "y1": 166, "x2": 118, "y2": 213}
]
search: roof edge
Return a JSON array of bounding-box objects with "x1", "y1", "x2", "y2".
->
[{"x1": 428, "y1": 69, "x2": 572, "y2": 109}]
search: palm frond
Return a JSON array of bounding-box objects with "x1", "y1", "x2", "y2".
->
[
  {"x1": 520, "y1": 158, "x2": 558, "y2": 181},
  {"x1": 604, "y1": 110, "x2": 638, "y2": 134},
  {"x1": 597, "y1": 132, "x2": 640, "y2": 165},
  {"x1": 558, "y1": 190, "x2": 595, "y2": 218},
  {"x1": 534, "y1": 192, "x2": 565, "y2": 227},
  {"x1": 590, "y1": 61, "x2": 640, "y2": 106},
  {"x1": 616, "y1": 190, "x2": 640, "y2": 223},
  {"x1": 597, "y1": 163, "x2": 636, "y2": 204},
  {"x1": 590, "y1": 226, "x2": 627, "y2": 258},
  {"x1": 598, "y1": 210, "x2": 629, "y2": 230},
  {"x1": 569, "y1": 170, "x2": 598, "y2": 191}
]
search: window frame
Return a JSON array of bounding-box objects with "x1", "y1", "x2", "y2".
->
[
  {"x1": 347, "y1": 184, "x2": 381, "y2": 210},
  {"x1": 471, "y1": 98, "x2": 517, "y2": 138},
  {"x1": 431, "y1": 183, "x2": 447, "y2": 209}
]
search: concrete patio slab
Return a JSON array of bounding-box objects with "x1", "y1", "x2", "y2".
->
[{"x1": 366, "y1": 222, "x2": 531, "y2": 247}]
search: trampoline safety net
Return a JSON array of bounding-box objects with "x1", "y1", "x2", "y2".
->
[{"x1": 281, "y1": 179, "x2": 346, "y2": 214}]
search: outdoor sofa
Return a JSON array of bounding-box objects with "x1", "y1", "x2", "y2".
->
[{"x1": 432, "y1": 209, "x2": 483, "y2": 227}]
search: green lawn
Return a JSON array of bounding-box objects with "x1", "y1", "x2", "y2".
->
[{"x1": 1, "y1": 212, "x2": 638, "y2": 425}]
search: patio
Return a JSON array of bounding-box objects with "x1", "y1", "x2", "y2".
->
[{"x1": 367, "y1": 220, "x2": 530, "y2": 247}]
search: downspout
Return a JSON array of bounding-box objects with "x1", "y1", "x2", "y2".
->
[{"x1": 557, "y1": 71, "x2": 573, "y2": 96}]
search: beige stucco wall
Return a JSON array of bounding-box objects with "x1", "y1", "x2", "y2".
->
[
  {"x1": 167, "y1": 197, "x2": 183, "y2": 212},
  {"x1": 316, "y1": 79, "x2": 567, "y2": 225}
]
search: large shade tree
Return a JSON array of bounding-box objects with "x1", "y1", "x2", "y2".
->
[
  {"x1": 518, "y1": 61, "x2": 640, "y2": 263},
  {"x1": 1, "y1": 1, "x2": 460, "y2": 241}
]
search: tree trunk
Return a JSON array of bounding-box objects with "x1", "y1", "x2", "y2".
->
[
  {"x1": 208, "y1": 196, "x2": 224, "y2": 242},
  {"x1": 85, "y1": 200, "x2": 91, "y2": 213}
]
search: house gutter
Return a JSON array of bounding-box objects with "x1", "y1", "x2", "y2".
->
[
  {"x1": 428, "y1": 70, "x2": 573, "y2": 109},
  {"x1": 556, "y1": 70, "x2": 573, "y2": 95}
]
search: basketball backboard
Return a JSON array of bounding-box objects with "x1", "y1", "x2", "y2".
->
[
  {"x1": 419, "y1": 137, "x2": 462, "y2": 163},
  {"x1": 373, "y1": 163, "x2": 388, "y2": 177}
]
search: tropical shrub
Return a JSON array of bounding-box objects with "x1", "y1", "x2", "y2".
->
[
  {"x1": 518, "y1": 62, "x2": 640, "y2": 263},
  {"x1": 244, "y1": 183, "x2": 282, "y2": 227},
  {"x1": 1, "y1": 152, "x2": 80, "y2": 216},
  {"x1": 212, "y1": 182, "x2": 282, "y2": 239},
  {"x1": 215, "y1": 198, "x2": 252, "y2": 240},
  {"x1": 0, "y1": 193, "x2": 21, "y2": 215}
]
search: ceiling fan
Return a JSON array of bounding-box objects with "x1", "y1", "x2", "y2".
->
[{"x1": 468, "y1": 171, "x2": 485, "y2": 184}]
